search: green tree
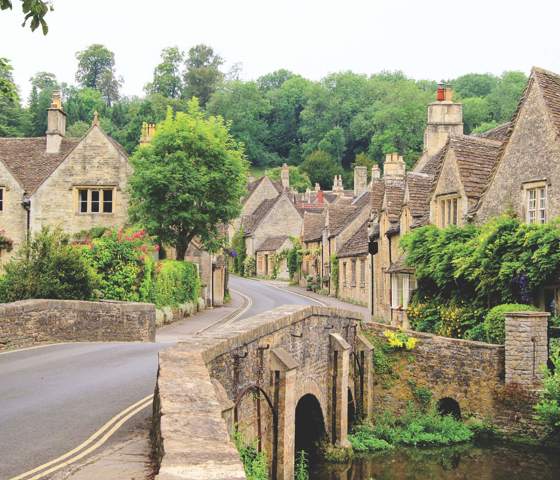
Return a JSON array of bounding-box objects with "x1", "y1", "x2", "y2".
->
[
  {"x1": 145, "y1": 47, "x2": 184, "y2": 98},
  {"x1": 75, "y1": 44, "x2": 122, "y2": 106},
  {"x1": 488, "y1": 71, "x2": 527, "y2": 123},
  {"x1": 64, "y1": 86, "x2": 106, "y2": 126},
  {"x1": 0, "y1": 0, "x2": 52, "y2": 34},
  {"x1": 28, "y1": 71, "x2": 58, "y2": 136},
  {"x1": 129, "y1": 99, "x2": 248, "y2": 259},
  {"x1": 265, "y1": 165, "x2": 311, "y2": 192},
  {"x1": 453, "y1": 73, "x2": 498, "y2": 98},
  {"x1": 257, "y1": 69, "x2": 295, "y2": 92},
  {"x1": 0, "y1": 57, "x2": 29, "y2": 136},
  {"x1": 182, "y1": 44, "x2": 224, "y2": 107},
  {"x1": 300, "y1": 150, "x2": 341, "y2": 189},
  {"x1": 462, "y1": 96, "x2": 491, "y2": 134}
]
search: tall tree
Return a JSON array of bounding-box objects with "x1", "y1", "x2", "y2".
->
[
  {"x1": 0, "y1": 0, "x2": 52, "y2": 34},
  {"x1": 129, "y1": 100, "x2": 248, "y2": 259},
  {"x1": 28, "y1": 71, "x2": 58, "y2": 136},
  {"x1": 182, "y1": 44, "x2": 224, "y2": 107},
  {"x1": 488, "y1": 71, "x2": 527, "y2": 123},
  {"x1": 453, "y1": 73, "x2": 498, "y2": 98},
  {"x1": 75, "y1": 44, "x2": 122, "y2": 106},
  {"x1": 300, "y1": 150, "x2": 341, "y2": 190},
  {"x1": 145, "y1": 47, "x2": 184, "y2": 98},
  {"x1": 0, "y1": 58, "x2": 29, "y2": 136}
]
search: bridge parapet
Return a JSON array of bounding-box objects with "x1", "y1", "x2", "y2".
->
[{"x1": 153, "y1": 305, "x2": 365, "y2": 480}]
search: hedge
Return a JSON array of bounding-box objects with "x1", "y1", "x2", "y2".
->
[{"x1": 153, "y1": 260, "x2": 201, "y2": 307}]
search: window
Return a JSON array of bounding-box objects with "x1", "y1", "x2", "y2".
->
[
  {"x1": 77, "y1": 188, "x2": 115, "y2": 214},
  {"x1": 527, "y1": 186, "x2": 546, "y2": 224},
  {"x1": 351, "y1": 260, "x2": 357, "y2": 287},
  {"x1": 360, "y1": 258, "x2": 366, "y2": 287},
  {"x1": 391, "y1": 274, "x2": 416, "y2": 309},
  {"x1": 342, "y1": 261, "x2": 347, "y2": 286},
  {"x1": 439, "y1": 196, "x2": 459, "y2": 227},
  {"x1": 0, "y1": 188, "x2": 4, "y2": 212}
]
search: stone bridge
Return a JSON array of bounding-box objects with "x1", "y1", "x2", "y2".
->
[{"x1": 152, "y1": 306, "x2": 549, "y2": 480}]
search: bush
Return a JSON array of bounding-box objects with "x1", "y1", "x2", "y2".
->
[
  {"x1": 243, "y1": 256, "x2": 256, "y2": 277},
  {"x1": 153, "y1": 260, "x2": 200, "y2": 307},
  {"x1": 0, "y1": 228, "x2": 98, "y2": 302},
  {"x1": 535, "y1": 344, "x2": 560, "y2": 432},
  {"x1": 484, "y1": 304, "x2": 537, "y2": 344},
  {"x1": 233, "y1": 431, "x2": 268, "y2": 480},
  {"x1": 81, "y1": 228, "x2": 157, "y2": 302}
]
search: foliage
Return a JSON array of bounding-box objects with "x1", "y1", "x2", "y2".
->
[
  {"x1": 233, "y1": 431, "x2": 268, "y2": 480},
  {"x1": 0, "y1": 228, "x2": 98, "y2": 302},
  {"x1": 28, "y1": 71, "x2": 58, "y2": 136},
  {"x1": 484, "y1": 303, "x2": 537, "y2": 344},
  {"x1": 321, "y1": 443, "x2": 353, "y2": 463},
  {"x1": 294, "y1": 450, "x2": 309, "y2": 480},
  {"x1": 230, "y1": 229, "x2": 247, "y2": 276},
  {"x1": 287, "y1": 237, "x2": 303, "y2": 281},
  {"x1": 129, "y1": 100, "x2": 248, "y2": 259},
  {"x1": 243, "y1": 256, "x2": 256, "y2": 277},
  {"x1": 0, "y1": 57, "x2": 30, "y2": 137},
  {"x1": 183, "y1": 44, "x2": 224, "y2": 107},
  {"x1": 300, "y1": 150, "x2": 341, "y2": 189},
  {"x1": 80, "y1": 228, "x2": 156, "y2": 302},
  {"x1": 145, "y1": 47, "x2": 184, "y2": 99},
  {"x1": 349, "y1": 406, "x2": 473, "y2": 449},
  {"x1": 349, "y1": 425, "x2": 393, "y2": 453},
  {"x1": 330, "y1": 254, "x2": 339, "y2": 294},
  {"x1": 0, "y1": 229, "x2": 14, "y2": 251},
  {"x1": 383, "y1": 329, "x2": 417, "y2": 350},
  {"x1": 535, "y1": 343, "x2": 560, "y2": 432},
  {"x1": 75, "y1": 44, "x2": 122, "y2": 106},
  {"x1": 0, "y1": 0, "x2": 52, "y2": 34},
  {"x1": 153, "y1": 260, "x2": 200, "y2": 307},
  {"x1": 408, "y1": 380, "x2": 433, "y2": 411},
  {"x1": 265, "y1": 165, "x2": 311, "y2": 192}
]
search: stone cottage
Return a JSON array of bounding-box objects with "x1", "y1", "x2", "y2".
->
[
  {"x1": 0, "y1": 92, "x2": 131, "y2": 265},
  {"x1": 255, "y1": 236, "x2": 293, "y2": 280}
]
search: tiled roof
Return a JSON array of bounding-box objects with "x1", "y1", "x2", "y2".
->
[
  {"x1": 533, "y1": 67, "x2": 560, "y2": 137},
  {"x1": 406, "y1": 172, "x2": 432, "y2": 219},
  {"x1": 256, "y1": 235, "x2": 290, "y2": 252},
  {"x1": 244, "y1": 176, "x2": 282, "y2": 203},
  {"x1": 383, "y1": 178, "x2": 406, "y2": 223},
  {"x1": 337, "y1": 220, "x2": 369, "y2": 258},
  {"x1": 0, "y1": 137, "x2": 80, "y2": 193},
  {"x1": 328, "y1": 204, "x2": 357, "y2": 238},
  {"x1": 241, "y1": 197, "x2": 279, "y2": 234},
  {"x1": 371, "y1": 178, "x2": 385, "y2": 216},
  {"x1": 302, "y1": 211, "x2": 325, "y2": 242},
  {"x1": 449, "y1": 135, "x2": 502, "y2": 199},
  {"x1": 419, "y1": 146, "x2": 446, "y2": 177},
  {"x1": 474, "y1": 122, "x2": 512, "y2": 142}
]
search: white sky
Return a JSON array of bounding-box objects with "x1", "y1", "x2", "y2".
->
[{"x1": 1, "y1": 0, "x2": 559, "y2": 103}]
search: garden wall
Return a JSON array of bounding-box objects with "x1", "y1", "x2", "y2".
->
[
  {"x1": 0, "y1": 299, "x2": 155, "y2": 350},
  {"x1": 362, "y1": 320, "x2": 542, "y2": 435}
]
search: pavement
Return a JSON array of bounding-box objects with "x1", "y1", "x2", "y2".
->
[{"x1": 0, "y1": 276, "x2": 320, "y2": 480}]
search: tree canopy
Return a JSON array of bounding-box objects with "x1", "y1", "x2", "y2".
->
[
  {"x1": 0, "y1": 0, "x2": 52, "y2": 34},
  {"x1": 128, "y1": 100, "x2": 248, "y2": 259}
]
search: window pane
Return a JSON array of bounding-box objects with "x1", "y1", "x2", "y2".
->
[
  {"x1": 79, "y1": 189, "x2": 88, "y2": 213},
  {"x1": 0, "y1": 188, "x2": 3, "y2": 211},
  {"x1": 91, "y1": 190, "x2": 100, "y2": 213},
  {"x1": 103, "y1": 189, "x2": 113, "y2": 213}
]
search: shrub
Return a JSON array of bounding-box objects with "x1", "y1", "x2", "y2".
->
[
  {"x1": 243, "y1": 256, "x2": 256, "y2": 277},
  {"x1": 294, "y1": 450, "x2": 310, "y2": 480},
  {"x1": 153, "y1": 260, "x2": 201, "y2": 307},
  {"x1": 483, "y1": 303, "x2": 537, "y2": 344},
  {"x1": 230, "y1": 229, "x2": 247, "y2": 276},
  {"x1": 81, "y1": 228, "x2": 157, "y2": 302},
  {"x1": 348, "y1": 425, "x2": 393, "y2": 453},
  {"x1": 233, "y1": 431, "x2": 268, "y2": 480},
  {"x1": 0, "y1": 228, "x2": 98, "y2": 302},
  {"x1": 535, "y1": 343, "x2": 560, "y2": 432}
]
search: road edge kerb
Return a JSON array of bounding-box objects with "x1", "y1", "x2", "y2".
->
[{"x1": 194, "y1": 289, "x2": 251, "y2": 335}]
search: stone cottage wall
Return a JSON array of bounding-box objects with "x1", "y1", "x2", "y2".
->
[{"x1": 0, "y1": 299, "x2": 155, "y2": 349}]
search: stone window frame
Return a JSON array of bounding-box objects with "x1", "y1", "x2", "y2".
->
[
  {"x1": 0, "y1": 186, "x2": 5, "y2": 212},
  {"x1": 350, "y1": 259, "x2": 357, "y2": 287},
  {"x1": 522, "y1": 180, "x2": 548, "y2": 225},
  {"x1": 74, "y1": 186, "x2": 116, "y2": 215},
  {"x1": 359, "y1": 258, "x2": 366, "y2": 288},
  {"x1": 342, "y1": 261, "x2": 347, "y2": 287},
  {"x1": 390, "y1": 273, "x2": 417, "y2": 310},
  {"x1": 436, "y1": 193, "x2": 460, "y2": 228}
]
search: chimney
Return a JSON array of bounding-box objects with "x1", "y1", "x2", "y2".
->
[
  {"x1": 46, "y1": 91, "x2": 66, "y2": 154},
  {"x1": 371, "y1": 164, "x2": 381, "y2": 180},
  {"x1": 314, "y1": 182, "x2": 321, "y2": 192},
  {"x1": 383, "y1": 153, "x2": 406, "y2": 179},
  {"x1": 317, "y1": 190, "x2": 324, "y2": 205},
  {"x1": 353, "y1": 166, "x2": 368, "y2": 197},
  {"x1": 423, "y1": 82, "x2": 463, "y2": 158},
  {"x1": 140, "y1": 122, "x2": 157, "y2": 145},
  {"x1": 332, "y1": 175, "x2": 344, "y2": 193},
  {"x1": 280, "y1": 163, "x2": 290, "y2": 189}
]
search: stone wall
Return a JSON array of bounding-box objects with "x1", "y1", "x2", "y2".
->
[{"x1": 0, "y1": 299, "x2": 155, "y2": 349}]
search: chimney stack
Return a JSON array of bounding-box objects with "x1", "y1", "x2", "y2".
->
[
  {"x1": 353, "y1": 166, "x2": 368, "y2": 197},
  {"x1": 46, "y1": 91, "x2": 66, "y2": 154},
  {"x1": 332, "y1": 175, "x2": 344, "y2": 193},
  {"x1": 317, "y1": 190, "x2": 324, "y2": 205},
  {"x1": 383, "y1": 153, "x2": 406, "y2": 179},
  {"x1": 280, "y1": 163, "x2": 290, "y2": 189},
  {"x1": 314, "y1": 182, "x2": 321, "y2": 192},
  {"x1": 140, "y1": 122, "x2": 157, "y2": 145},
  {"x1": 371, "y1": 164, "x2": 381, "y2": 180}
]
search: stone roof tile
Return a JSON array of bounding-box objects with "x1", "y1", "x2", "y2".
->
[
  {"x1": 337, "y1": 220, "x2": 369, "y2": 258},
  {"x1": 256, "y1": 236, "x2": 290, "y2": 252},
  {"x1": 302, "y1": 211, "x2": 325, "y2": 242}
]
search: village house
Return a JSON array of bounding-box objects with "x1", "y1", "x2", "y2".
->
[{"x1": 0, "y1": 92, "x2": 131, "y2": 265}]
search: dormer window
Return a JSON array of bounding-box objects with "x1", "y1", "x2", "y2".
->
[
  {"x1": 438, "y1": 195, "x2": 459, "y2": 227},
  {"x1": 526, "y1": 185, "x2": 546, "y2": 224},
  {"x1": 76, "y1": 188, "x2": 115, "y2": 214}
]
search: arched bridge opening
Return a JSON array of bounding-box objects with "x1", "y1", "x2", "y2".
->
[
  {"x1": 295, "y1": 394, "x2": 326, "y2": 467},
  {"x1": 437, "y1": 397, "x2": 462, "y2": 420}
]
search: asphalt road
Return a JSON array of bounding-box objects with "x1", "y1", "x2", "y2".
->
[{"x1": 0, "y1": 276, "x2": 316, "y2": 479}]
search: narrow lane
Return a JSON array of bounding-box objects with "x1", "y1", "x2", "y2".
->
[{"x1": 0, "y1": 278, "x2": 317, "y2": 479}]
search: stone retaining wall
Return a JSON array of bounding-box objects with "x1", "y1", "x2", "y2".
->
[{"x1": 0, "y1": 299, "x2": 155, "y2": 349}]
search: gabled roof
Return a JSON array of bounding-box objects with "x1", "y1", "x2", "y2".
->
[
  {"x1": 327, "y1": 204, "x2": 357, "y2": 238},
  {"x1": 245, "y1": 176, "x2": 282, "y2": 203},
  {"x1": 242, "y1": 193, "x2": 300, "y2": 236},
  {"x1": 533, "y1": 67, "x2": 560, "y2": 137},
  {"x1": 371, "y1": 178, "x2": 385, "y2": 217},
  {"x1": 256, "y1": 235, "x2": 290, "y2": 252},
  {"x1": 337, "y1": 220, "x2": 369, "y2": 258},
  {"x1": 382, "y1": 178, "x2": 406, "y2": 223},
  {"x1": 0, "y1": 137, "x2": 80, "y2": 193},
  {"x1": 302, "y1": 211, "x2": 325, "y2": 242},
  {"x1": 474, "y1": 122, "x2": 512, "y2": 142},
  {"x1": 405, "y1": 172, "x2": 433, "y2": 220},
  {"x1": 447, "y1": 135, "x2": 502, "y2": 199}
]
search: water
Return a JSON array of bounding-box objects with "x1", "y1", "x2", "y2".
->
[{"x1": 311, "y1": 442, "x2": 560, "y2": 480}]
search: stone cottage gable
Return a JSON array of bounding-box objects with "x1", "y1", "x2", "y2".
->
[
  {"x1": 243, "y1": 175, "x2": 282, "y2": 217},
  {"x1": 302, "y1": 211, "x2": 325, "y2": 243},
  {"x1": 476, "y1": 67, "x2": 560, "y2": 223},
  {"x1": 30, "y1": 125, "x2": 131, "y2": 235}
]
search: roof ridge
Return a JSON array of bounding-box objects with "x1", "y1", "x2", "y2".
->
[{"x1": 449, "y1": 133, "x2": 502, "y2": 145}]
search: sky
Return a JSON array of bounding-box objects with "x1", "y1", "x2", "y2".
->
[{"x1": 1, "y1": 0, "x2": 560, "y2": 103}]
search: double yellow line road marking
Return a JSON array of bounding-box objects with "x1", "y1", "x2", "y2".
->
[{"x1": 10, "y1": 394, "x2": 154, "y2": 480}]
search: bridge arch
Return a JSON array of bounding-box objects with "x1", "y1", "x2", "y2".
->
[
  {"x1": 295, "y1": 393, "x2": 326, "y2": 465},
  {"x1": 437, "y1": 397, "x2": 462, "y2": 419}
]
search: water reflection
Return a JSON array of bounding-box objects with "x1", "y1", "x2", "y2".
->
[{"x1": 311, "y1": 442, "x2": 560, "y2": 480}]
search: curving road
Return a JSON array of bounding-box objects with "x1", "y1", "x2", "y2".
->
[{"x1": 0, "y1": 276, "x2": 317, "y2": 479}]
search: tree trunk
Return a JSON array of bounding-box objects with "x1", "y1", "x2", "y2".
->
[{"x1": 175, "y1": 239, "x2": 188, "y2": 260}]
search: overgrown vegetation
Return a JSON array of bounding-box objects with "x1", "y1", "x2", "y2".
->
[
  {"x1": 483, "y1": 303, "x2": 538, "y2": 344},
  {"x1": 535, "y1": 343, "x2": 560, "y2": 433},
  {"x1": 287, "y1": 238, "x2": 303, "y2": 281},
  {"x1": 402, "y1": 216, "x2": 560, "y2": 342},
  {"x1": 294, "y1": 450, "x2": 309, "y2": 480},
  {"x1": 230, "y1": 228, "x2": 247, "y2": 276},
  {"x1": 233, "y1": 431, "x2": 268, "y2": 480},
  {"x1": 153, "y1": 260, "x2": 200, "y2": 307}
]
